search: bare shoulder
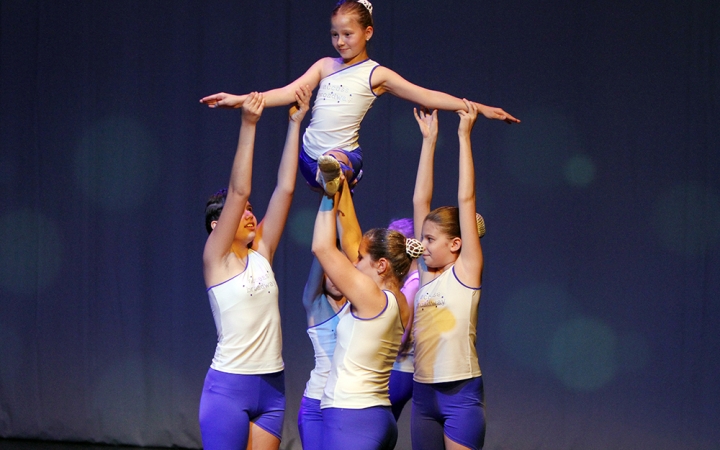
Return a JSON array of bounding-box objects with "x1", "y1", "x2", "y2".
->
[
  {"x1": 318, "y1": 57, "x2": 343, "y2": 78},
  {"x1": 369, "y1": 65, "x2": 404, "y2": 94},
  {"x1": 370, "y1": 65, "x2": 393, "y2": 83}
]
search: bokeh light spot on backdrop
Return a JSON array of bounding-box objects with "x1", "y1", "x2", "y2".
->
[
  {"x1": 0, "y1": 209, "x2": 63, "y2": 295},
  {"x1": 550, "y1": 316, "x2": 618, "y2": 391},
  {"x1": 498, "y1": 283, "x2": 576, "y2": 374},
  {"x1": 501, "y1": 108, "x2": 581, "y2": 188},
  {"x1": 651, "y1": 182, "x2": 720, "y2": 257},
  {"x1": 563, "y1": 154, "x2": 596, "y2": 187},
  {"x1": 74, "y1": 117, "x2": 161, "y2": 212},
  {"x1": 289, "y1": 207, "x2": 316, "y2": 248}
]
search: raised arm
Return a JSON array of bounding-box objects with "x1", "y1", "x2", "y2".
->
[
  {"x1": 202, "y1": 93, "x2": 264, "y2": 279},
  {"x1": 453, "y1": 100, "x2": 483, "y2": 286},
  {"x1": 336, "y1": 177, "x2": 362, "y2": 263},
  {"x1": 412, "y1": 108, "x2": 439, "y2": 241},
  {"x1": 372, "y1": 66, "x2": 520, "y2": 124},
  {"x1": 302, "y1": 256, "x2": 327, "y2": 314},
  {"x1": 254, "y1": 85, "x2": 312, "y2": 263},
  {"x1": 312, "y1": 187, "x2": 386, "y2": 319},
  {"x1": 199, "y1": 58, "x2": 328, "y2": 109}
]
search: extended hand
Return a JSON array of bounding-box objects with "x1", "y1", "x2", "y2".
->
[
  {"x1": 413, "y1": 107, "x2": 439, "y2": 139},
  {"x1": 242, "y1": 92, "x2": 265, "y2": 123},
  {"x1": 289, "y1": 85, "x2": 312, "y2": 122},
  {"x1": 474, "y1": 102, "x2": 520, "y2": 124},
  {"x1": 200, "y1": 92, "x2": 246, "y2": 109},
  {"x1": 457, "y1": 99, "x2": 479, "y2": 135}
]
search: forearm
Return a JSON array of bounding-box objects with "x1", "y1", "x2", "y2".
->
[
  {"x1": 337, "y1": 180, "x2": 362, "y2": 262},
  {"x1": 419, "y1": 89, "x2": 468, "y2": 111},
  {"x1": 312, "y1": 195, "x2": 339, "y2": 257},
  {"x1": 228, "y1": 121, "x2": 257, "y2": 198},
  {"x1": 412, "y1": 137, "x2": 437, "y2": 207},
  {"x1": 457, "y1": 134, "x2": 476, "y2": 205},
  {"x1": 261, "y1": 86, "x2": 302, "y2": 108},
  {"x1": 302, "y1": 257, "x2": 325, "y2": 310},
  {"x1": 275, "y1": 121, "x2": 301, "y2": 193}
]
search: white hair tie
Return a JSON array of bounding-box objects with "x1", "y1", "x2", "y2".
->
[
  {"x1": 356, "y1": 0, "x2": 373, "y2": 15},
  {"x1": 405, "y1": 238, "x2": 424, "y2": 259}
]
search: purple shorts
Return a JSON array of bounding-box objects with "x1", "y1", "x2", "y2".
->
[
  {"x1": 389, "y1": 369, "x2": 414, "y2": 420},
  {"x1": 199, "y1": 368, "x2": 285, "y2": 449},
  {"x1": 322, "y1": 406, "x2": 397, "y2": 450},
  {"x1": 298, "y1": 396, "x2": 323, "y2": 449},
  {"x1": 411, "y1": 376, "x2": 485, "y2": 450},
  {"x1": 299, "y1": 146, "x2": 364, "y2": 190}
]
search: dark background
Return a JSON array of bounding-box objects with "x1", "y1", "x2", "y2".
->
[{"x1": 1, "y1": 1, "x2": 718, "y2": 449}]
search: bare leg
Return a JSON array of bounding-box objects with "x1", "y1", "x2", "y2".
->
[
  {"x1": 445, "y1": 434, "x2": 473, "y2": 450},
  {"x1": 318, "y1": 150, "x2": 359, "y2": 192},
  {"x1": 246, "y1": 422, "x2": 281, "y2": 450},
  {"x1": 325, "y1": 150, "x2": 354, "y2": 180}
]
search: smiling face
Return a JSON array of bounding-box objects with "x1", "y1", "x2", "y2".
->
[
  {"x1": 420, "y1": 220, "x2": 460, "y2": 270},
  {"x1": 233, "y1": 201, "x2": 257, "y2": 244},
  {"x1": 330, "y1": 12, "x2": 373, "y2": 64}
]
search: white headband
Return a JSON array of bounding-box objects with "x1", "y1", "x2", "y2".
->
[{"x1": 356, "y1": 0, "x2": 373, "y2": 15}]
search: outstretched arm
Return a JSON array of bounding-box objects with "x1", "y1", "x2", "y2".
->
[
  {"x1": 199, "y1": 58, "x2": 327, "y2": 109},
  {"x1": 372, "y1": 66, "x2": 520, "y2": 124},
  {"x1": 302, "y1": 256, "x2": 326, "y2": 313},
  {"x1": 203, "y1": 93, "x2": 264, "y2": 280},
  {"x1": 336, "y1": 177, "x2": 362, "y2": 263},
  {"x1": 412, "y1": 108, "x2": 439, "y2": 241},
  {"x1": 254, "y1": 85, "x2": 312, "y2": 263},
  {"x1": 312, "y1": 187, "x2": 386, "y2": 319},
  {"x1": 454, "y1": 100, "x2": 483, "y2": 286}
]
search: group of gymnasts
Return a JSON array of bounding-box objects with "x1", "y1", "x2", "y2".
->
[{"x1": 197, "y1": 1, "x2": 519, "y2": 449}]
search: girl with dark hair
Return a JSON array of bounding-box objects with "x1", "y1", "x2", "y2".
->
[
  {"x1": 199, "y1": 86, "x2": 310, "y2": 450},
  {"x1": 311, "y1": 178, "x2": 423, "y2": 449},
  {"x1": 411, "y1": 101, "x2": 486, "y2": 450},
  {"x1": 201, "y1": 0, "x2": 518, "y2": 196}
]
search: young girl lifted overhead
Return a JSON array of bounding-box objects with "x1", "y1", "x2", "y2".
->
[{"x1": 200, "y1": 0, "x2": 519, "y2": 196}]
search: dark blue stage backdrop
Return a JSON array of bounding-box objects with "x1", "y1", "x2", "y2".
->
[{"x1": 1, "y1": 1, "x2": 718, "y2": 449}]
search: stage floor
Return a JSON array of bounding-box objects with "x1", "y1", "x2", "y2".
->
[{"x1": 0, "y1": 440, "x2": 180, "y2": 450}]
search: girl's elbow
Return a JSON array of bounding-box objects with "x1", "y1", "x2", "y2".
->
[
  {"x1": 458, "y1": 192, "x2": 475, "y2": 204},
  {"x1": 311, "y1": 241, "x2": 325, "y2": 257}
]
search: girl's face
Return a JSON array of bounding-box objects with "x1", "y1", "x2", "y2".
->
[
  {"x1": 234, "y1": 201, "x2": 257, "y2": 243},
  {"x1": 324, "y1": 275, "x2": 343, "y2": 299},
  {"x1": 330, "y1": 12, "x2": 372, "y2": 63},
  {"x1": 353, "y1": 237, "x2": 378, "y2": 278},
  {"x1": 420, "y1": 220, "x2": 459, "y2": 269}
]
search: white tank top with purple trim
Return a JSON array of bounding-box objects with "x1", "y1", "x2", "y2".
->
[
  {"x1": 304, "y1": 301, "x2": 350, "y2": 400},
  {"x1": 321, "y1": 290, "x2": 404, "y2": 409},
  {"x1": 207, "y1": 250, "x2": 284, "y2": 374},
  {"x1": 413, "y1": 266, "x2": 482, "y2": 383},
  {"x1": 302, "y1": 59, "x2": 379, "y2": 160}
]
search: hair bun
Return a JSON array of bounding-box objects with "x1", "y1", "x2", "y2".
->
[
  {"x1": 476, "y1": 213, "x2": 486, "y2": 238},
  {"x1": 405, "y1": 238, "x2": 424, "y2": 259}
]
